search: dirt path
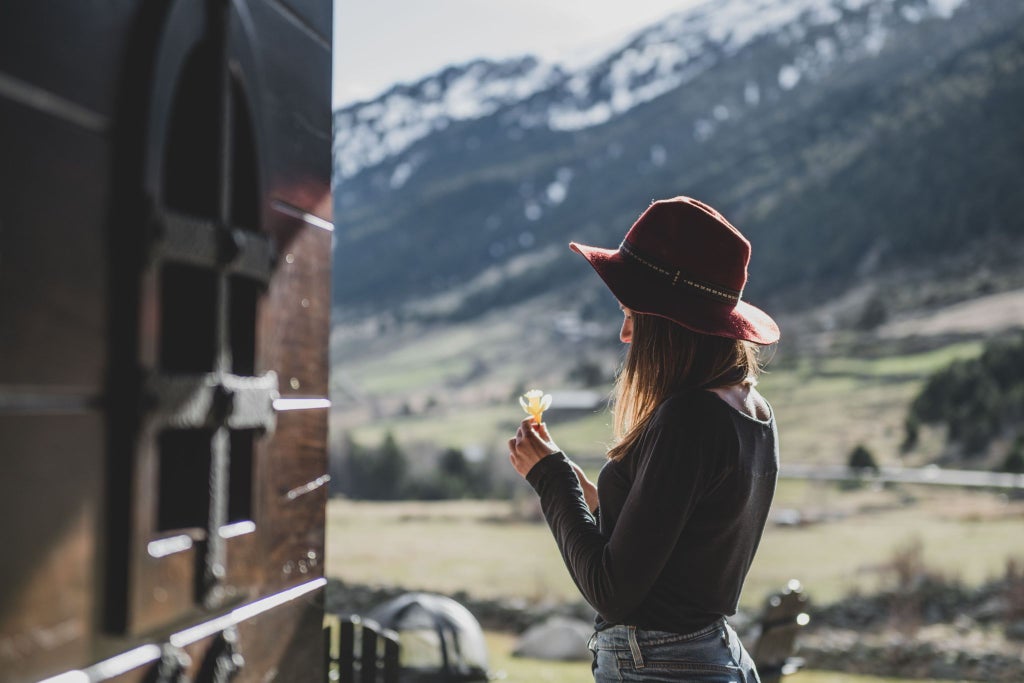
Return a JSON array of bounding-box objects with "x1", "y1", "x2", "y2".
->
[{"x1": 880, "y1": 288, "x2": 1024, "y2": 338}]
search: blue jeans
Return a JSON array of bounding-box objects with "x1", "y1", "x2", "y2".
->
[{"x1": 588, "y1": 619, "x2": 761, "y2": 682}]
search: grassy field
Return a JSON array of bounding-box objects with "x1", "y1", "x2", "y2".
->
[
  {"x1": 326, "y1": 492, "x2": 1020, "y2": 682},
  {"x1": 325, "y1": 484, "x2": 1024, "y2": 610},
  {"x1": 326, "y1": 499, "x2": 576, "y2": 603}
]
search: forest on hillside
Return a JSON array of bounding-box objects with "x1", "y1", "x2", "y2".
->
[{"x1": 905, "y1": 333, "x2": 1024, "y2": 472}]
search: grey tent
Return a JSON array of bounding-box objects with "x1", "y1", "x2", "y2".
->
[{"x1": 367, "y1": 593, "x2": 489, "y2": 683}]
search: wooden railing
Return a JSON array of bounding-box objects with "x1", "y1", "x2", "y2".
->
[{"x1": 325, "y1": 614, "x2": 400, "y2": 683}]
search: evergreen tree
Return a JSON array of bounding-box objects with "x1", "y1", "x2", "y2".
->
[
  {"x1": 374, "y1": 432, "x2": 408, "y2": 499},
  {"x1": 349, "y1": 431, "x2": 408, "y2": 500},
  {"x1": 439, "y1": 447, "x2": 470, "y2": 478}
]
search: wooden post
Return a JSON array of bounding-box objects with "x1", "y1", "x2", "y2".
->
[
  {"x1": 360, "y1": 621, "x2": 379, "y2": 683},
  {"x1": 339, "y1": 617, "x2": 356, "y2": 682}
]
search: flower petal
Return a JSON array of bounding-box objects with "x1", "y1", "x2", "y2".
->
[{"x1": 540, "y1": 394, "x2": 552, "y2": 411}]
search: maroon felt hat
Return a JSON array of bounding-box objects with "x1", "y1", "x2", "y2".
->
[{"x1": 570, "y1": 196, "x2": 780, "y2": 345}]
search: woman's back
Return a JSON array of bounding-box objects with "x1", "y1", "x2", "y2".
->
[{"x1": 592, "y1": 390, "x2": 779, "y2": 632}]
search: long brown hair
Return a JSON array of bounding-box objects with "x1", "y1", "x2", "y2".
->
[{"x1": 608, "y1": 312, "x2": 762, "y2": 461}]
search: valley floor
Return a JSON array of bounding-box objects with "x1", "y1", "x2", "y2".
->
[{"x1": 326, "y1": 490, "x2": 1024, "y2": 682}]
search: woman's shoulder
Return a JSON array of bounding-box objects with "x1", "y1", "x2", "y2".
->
[
  {"x1": 650, "y1": 389, "x2": 733, "y2": 429},
  {"x1": 656, "y1": 389, "x2": 729, "y2": 415}
]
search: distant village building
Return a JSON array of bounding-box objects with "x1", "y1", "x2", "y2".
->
[{"x1": 546, "y1": 390, "x2": 607, "y2": 419}]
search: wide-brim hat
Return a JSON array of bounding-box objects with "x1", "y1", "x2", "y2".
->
[{"x1": 570, "y1": 196, "x2": 780, "y2": 345}]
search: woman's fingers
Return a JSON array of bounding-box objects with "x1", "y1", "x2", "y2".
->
[
  {"x1": 509, "y1": 418, "x2": 558, "y2": 478},
  {"x1": 520, "y1": 418, "x2": 545, "y2": 440},
  {"x1": 516, "y1": 422, "x2": 527, "y2": 440},
  {"x1": 521, "y1": 416, "x2": 541, "y2": 434},
  {"x1": 521, "y1": 416, "x2": 552, "y2": 441}
]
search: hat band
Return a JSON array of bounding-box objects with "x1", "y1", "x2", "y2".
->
[{"x1": 619, "y1": 240, "x2": 742, "y2": 305}]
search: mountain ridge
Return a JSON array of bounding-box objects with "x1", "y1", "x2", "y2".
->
[
  {"x1": 333, "y1": 0, "x2": 972, "y2": 180},
  {"x1": 331, "y1": 0, "x2": 1024, "y2": 324}
]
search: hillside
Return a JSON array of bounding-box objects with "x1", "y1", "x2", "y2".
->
[{"x1": 331, "y1": 0, "x2": 1024, "y2": 323}]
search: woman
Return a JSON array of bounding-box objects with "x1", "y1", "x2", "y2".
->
[{"x1": 508, "y1": 196, "x2": 780, "y2": 683}]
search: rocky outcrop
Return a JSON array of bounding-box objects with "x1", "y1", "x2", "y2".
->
[
  {"x1": 800, "y1": 627, "x2": 1024, "y2": 682},
  {"x1": 327, "y1": 574, "x2": 1024, "y2": 679}
]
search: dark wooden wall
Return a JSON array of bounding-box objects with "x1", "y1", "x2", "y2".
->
[{"x1": 0, "y1": 1, "x2": 333, "y2": 681}]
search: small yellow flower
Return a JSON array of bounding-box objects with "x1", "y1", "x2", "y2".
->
[{"x1": 519, "y1": 389, "x2": 552, "y2": 424}]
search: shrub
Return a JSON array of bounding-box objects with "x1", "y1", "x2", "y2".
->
[
  {"x1": 1001, "y1": 437, "x2": 1024, "y2": 474},
  {"x1": 848, "y1": 444, "x2": 880, "y2": 472}
]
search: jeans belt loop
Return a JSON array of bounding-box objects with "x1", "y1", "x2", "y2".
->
[{"x1": 627, "y1": 625, "x2": 644, "y2": 668}]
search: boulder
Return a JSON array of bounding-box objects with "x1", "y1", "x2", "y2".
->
[{"x1": 512, "y1": 616, "x2": 594, "y2": 661}]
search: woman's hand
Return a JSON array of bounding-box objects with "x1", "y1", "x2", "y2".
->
[
  {"x1": 508, "y1": 417, "x2": 560, "y2": 478},
  {"x1": 509, "y1": 419, "x2": 599, "y2": 513}
]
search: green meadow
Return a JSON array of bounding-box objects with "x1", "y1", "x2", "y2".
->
[{"x1": 333, "y1": 317, "x2": 984, "y2": 469}]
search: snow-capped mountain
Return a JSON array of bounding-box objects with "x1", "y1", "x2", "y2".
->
[
  {"x1": 334, "y1": 0, "x2": 969, "y2": 181},
  {"x1": 333, "y1": 57, "x2": 565, "y2": 180},
  {"x1": 332, "y1": 0, "x2": 1024, "y2": 321}
]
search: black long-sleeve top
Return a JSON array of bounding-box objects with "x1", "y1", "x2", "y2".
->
[{"x1": 526, "y1": 390, "x2": 779, "y2": 633}]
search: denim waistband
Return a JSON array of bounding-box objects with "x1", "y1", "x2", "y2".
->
[
  {"x1": 588, "y1": 618, "x2": 754, "y2": 678},
  {"x1": 588, "y1": 617, "x2": 727, "y2": 653}
]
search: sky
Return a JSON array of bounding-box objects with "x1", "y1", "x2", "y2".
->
[{"x1": 332, "y1": 0, "x2": 704, "y2": 108}]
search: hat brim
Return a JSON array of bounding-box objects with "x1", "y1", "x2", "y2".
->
[{"x1": 570, "y1": 242, "x2": 780, "y2": 345}]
